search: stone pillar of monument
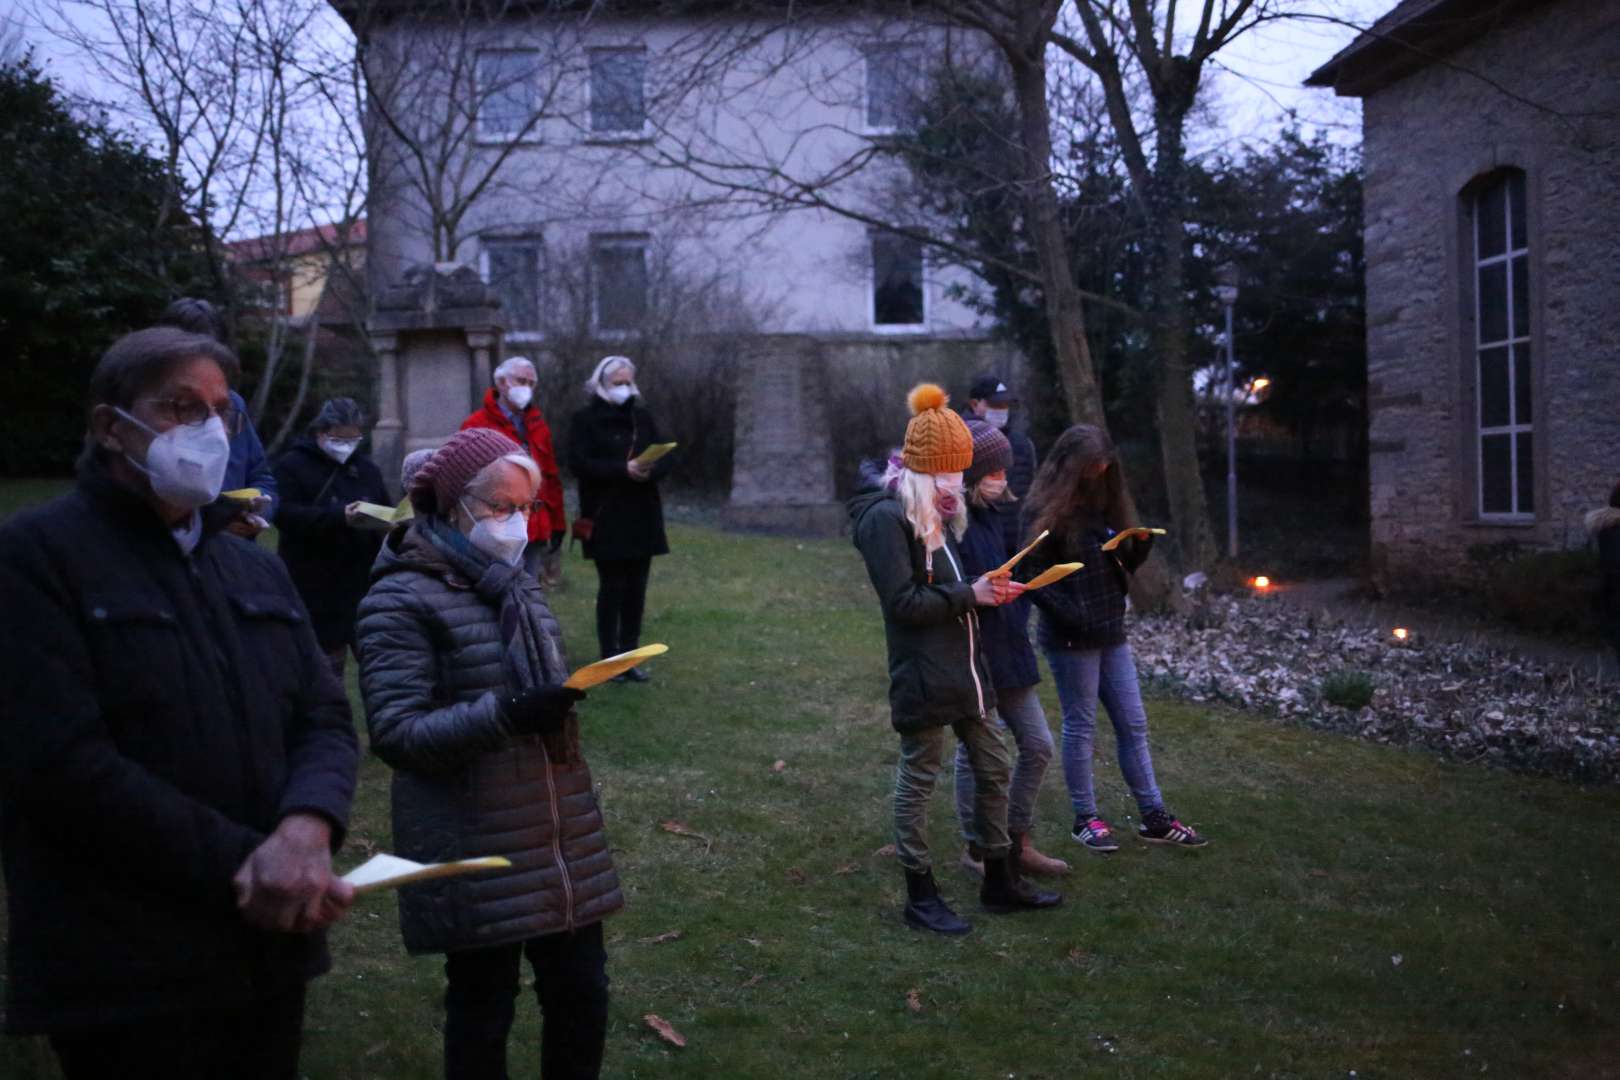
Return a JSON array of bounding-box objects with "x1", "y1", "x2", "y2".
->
[
  {"x1": 722, "y1": 334, "x2": 845, "y2": 536},
  {"x1": 367, "y1": 263, "x2": 505, "y2": 495}
]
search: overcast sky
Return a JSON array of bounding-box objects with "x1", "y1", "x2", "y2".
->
[{"x1": 13, "y1": 0, "x2": 1398, "y2": 221}]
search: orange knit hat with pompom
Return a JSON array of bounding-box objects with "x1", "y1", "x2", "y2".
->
[{"x1": 902, "y1": 383, "x2": 973, "y2": 474}]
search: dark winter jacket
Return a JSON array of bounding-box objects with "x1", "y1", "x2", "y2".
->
[
  {"x1": 849, "y1": 485, "x2": 996, "y2": 733},
  {"x1": 1022, "y1": 519, "x2": 1153, "y2": 652},
  {"x1": 222, "y1": 389, "x2": 279, "y2": 521},
  {"x1": 355, "y1": 524, "x2": 623, "y2": 955},
  {"x1": 567, "y1": 396, "x2": 675, "y2": 562},
  {"x1": 957, "y1": 500, "x2": 1040, "y2": 692},
  {"x1": 0, "y1": 465, "x2": 358, "y2": 1035},
  {"x1": 1006, "y1": 427, "x2": 1037, "y2": 503},
  {"x1": 272, "y1": 438, "x2": 390, "y2": 649}
]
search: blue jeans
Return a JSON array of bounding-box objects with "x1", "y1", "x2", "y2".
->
[
  {"x1": 1044, "y1": 643, "x2": 1164, "y2": 820},
  {"x1": 953, "y1": 685, "x2": 1054, "y2": 837}
]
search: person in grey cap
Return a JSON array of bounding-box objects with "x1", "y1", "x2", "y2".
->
[
  {"x1": 272, "y1": 397, "x2": 390, "y2": 677},
  {"x1": 964, "y1": 374, "x2": 1038, "y2": 554}
]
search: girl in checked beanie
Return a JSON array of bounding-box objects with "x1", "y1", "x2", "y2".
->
[{"x1": 847, "y1": 384, "x2": 1061, "y2": 935}]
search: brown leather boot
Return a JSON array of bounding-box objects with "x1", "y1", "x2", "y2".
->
[{"x1": 1016, "y1": 832, "x2": 1070, "y2": 876}]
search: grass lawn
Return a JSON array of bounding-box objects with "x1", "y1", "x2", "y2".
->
[{"x1": 2, "y1": 480, "x2": 1618, "y2": 1078}]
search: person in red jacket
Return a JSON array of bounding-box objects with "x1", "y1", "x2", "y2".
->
[{"x1": 461, "y1": 356, "x2": 568, "y2": 586}]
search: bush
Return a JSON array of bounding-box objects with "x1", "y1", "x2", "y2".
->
[
  {"x1": 1481, "y1": 550, "x2": 1603, "y2": 641},
  {"x1": 1320, "y1": 669, "x2": 1374, "y2": 710}
]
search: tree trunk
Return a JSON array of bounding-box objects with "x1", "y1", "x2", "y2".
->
[
  {"x1": 1007, "y1": 48, "x2": 1178, "y2": 609},
  {"x1": 1148, "y1": 109, "x2": 1218, "y2": 571}
]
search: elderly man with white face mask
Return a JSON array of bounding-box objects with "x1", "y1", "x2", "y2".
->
[
  {"x1": 461, "y1": 356, "x2": 568, "y2": 588},
  {"x1": 356, "y1": 426, "x2": 622, "y2": 1080},
  {"x1": 0, "y1": 328, "x2": 359, "y2": 1078},
  {"x1": 566, "y1": 356, "x2": 676, "y2": 680}
]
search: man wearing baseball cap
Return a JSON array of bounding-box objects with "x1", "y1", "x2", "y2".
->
[{"x1": 964, "y1": 374, "x2": 1038, "y2": 551}]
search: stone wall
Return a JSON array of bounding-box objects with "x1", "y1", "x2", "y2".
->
[{"x1": 1359, "y1": 0, "x2": 1620, "y2": 587}]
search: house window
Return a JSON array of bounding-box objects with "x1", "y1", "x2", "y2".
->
[
  {"x1": 477, "y1": 50, "x2": 538, "y2": 141},
  {"x1": 872, "y1": 232, "x2": 925, "y2": 327},
  {"x1": 864, "y1": 44, "x2": 923, "y2": 132},
  {"x1": 482, "y1": 240, "x2": 542, "y2": 334},
  {"x1": 1470, "y1": 170, "x2": 1532, "y2": 518},
  {"x1": 589, "y1": 48, "x2": 647, "y2": 136},
  {"x1": 592, "y1": 235, "x2": 648, "y2": 332}
]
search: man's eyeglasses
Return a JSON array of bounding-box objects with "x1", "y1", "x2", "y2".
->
[
  {"x1": 465, "y1": 493, "x2": 541, "y2": 523},
  {"x1": 139, "y1": 397, "x2": 247, "y2": 437}
]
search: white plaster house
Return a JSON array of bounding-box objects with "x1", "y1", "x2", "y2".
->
[{"x1": 347, "y1": 1, "x2": 1009, "y2": 347}]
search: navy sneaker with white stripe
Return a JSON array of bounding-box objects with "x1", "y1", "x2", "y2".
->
[
  {"x1": 1137, "y1": 808, "x2": 1207, "y2": 848},
  {"x1": 1071, "y1": 816, "x2": 1120, "y2": 854}
]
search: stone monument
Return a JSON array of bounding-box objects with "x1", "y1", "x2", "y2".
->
[
  {"x1": 368, "y1": 263, "x2": 504, "y2": 493},
  {"x1": 722, "y1": 335, "x2": 845, "y2": 536}
]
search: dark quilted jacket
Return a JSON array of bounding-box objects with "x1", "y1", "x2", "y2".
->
[{"x1": 355, "y1": 526, "x2": 623, "y2": 955}]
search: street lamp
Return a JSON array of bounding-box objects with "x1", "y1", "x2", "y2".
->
[{"x1": 1215, "y1": 262, "x2": 1240, "y2": 559}]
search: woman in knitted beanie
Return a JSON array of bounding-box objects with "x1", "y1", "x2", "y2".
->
[
  {"x1": 1021, "y1": 424, "x2": 1207, "y2": 853},
  {"x1": 848, "y1": 384, "x2": 1061, "y2": 936},
  {"x1": 356, "y1": 427, "x2": 623, "y2": 1078},
  {"x1": 950, "y1": 420, "x2": 1069, "y2": 879}
]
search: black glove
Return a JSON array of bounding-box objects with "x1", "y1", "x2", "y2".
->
[
  {"x1": 1118, "y1": 532, "x2": 1154, "y2": 574},
  {"x1": 501, "y1": 685, "x2": 585, "y2": 736}
]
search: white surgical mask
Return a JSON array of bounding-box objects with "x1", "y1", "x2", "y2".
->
[
  {"x1": 606, "y1": 384, "x2": 636, "y2": 406},
  {"x1": 985, "y1": 408, "x2": 1010, "y2": 430},
  {"x1": 116, "y1": 408, "x2": 230, "y2": 510},
  {"x1": 319, "y1": 436, "x2": 360, "y2": 464},
  {"x1": 933, "y1": 472, "x2": 964, "y2": 499},
  {"x1": 506, "y1": 385, "x2": 533, "y2": 410},
  {"x1": 978, "y1": 476, "x2": 1008, "y2": 501},
  {"x1": 461, "y1": 500, "x2": 529, "y2": 566}
]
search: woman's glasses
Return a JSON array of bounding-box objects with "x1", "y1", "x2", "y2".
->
[{"x1": 465, "y1": 493, "x2": 541, "y2": 523}]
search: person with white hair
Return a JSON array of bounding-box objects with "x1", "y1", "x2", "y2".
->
[
  {"x1": 567, "y1": 356, "x2": 675, "y2": 681},
  {"x1": 356, "y1": 427, "x2": 622, "y2": 1079},
  {"x1": 460, "y1": 355, "x2": 567, "y2": 588}
]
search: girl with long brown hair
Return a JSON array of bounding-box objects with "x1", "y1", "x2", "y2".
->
[{"x1": 1020, "y1": 425, "x2": 1207, "y2": 853}]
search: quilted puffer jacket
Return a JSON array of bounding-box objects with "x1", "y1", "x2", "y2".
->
[{"x1": 355, "y1": 526, "x2": 623, "y2": 954}]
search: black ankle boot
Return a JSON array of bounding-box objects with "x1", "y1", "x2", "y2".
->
[
  {"x1": 981, "y1": 842, "x2": 1063, "y2": 913},
  {"x1": 903, "y1": 868, "x2": 972, "y2": 935}
]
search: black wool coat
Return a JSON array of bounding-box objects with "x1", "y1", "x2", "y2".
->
[
  {"x1": 567, "y1": 396, "x2": 674, "y2": 563},
  {"x1": 272, "y1": 438, "x2": 390, "y2": 649},
  {"x1": 0, "y1": 465, "x2": 358, "y2": 1035},
  {"x1": 849, "y1": 487, "x2": 996, "y2": 733}
]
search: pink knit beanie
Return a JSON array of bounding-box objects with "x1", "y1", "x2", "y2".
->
[{"x1": 409, "y1": 428, "x2": 524, "y2": 515}]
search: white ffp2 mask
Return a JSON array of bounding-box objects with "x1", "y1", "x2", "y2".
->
[
  {"x1": 461, "y1": 500, "x2": 529, "y2": 566},
  {"x1": 506, "y1": 385, "x2": 534, "y2": 410},
  {"x1": 116, "y1": 409, "x2": 230, "y2": 510},
  {"x1": 320, "y1": 437, "x2": 360, "y2": 464}
]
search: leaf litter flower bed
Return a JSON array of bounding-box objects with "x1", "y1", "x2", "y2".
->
[{"x1": 1130, "y1": 594, "x2": 1620, "y2": 784}]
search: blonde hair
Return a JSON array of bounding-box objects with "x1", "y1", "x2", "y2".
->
[{"x1": 884, "y1": 459, "x2": 966, "y2": 547}]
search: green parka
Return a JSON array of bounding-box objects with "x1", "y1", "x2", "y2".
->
[{"x1": 849, "y1": 487, "x2": 996, "y2": 734}]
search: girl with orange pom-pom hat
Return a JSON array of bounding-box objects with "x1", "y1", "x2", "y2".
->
[{"x1": 846, "y1": 383, "x2": 1062, "y2": 935}]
